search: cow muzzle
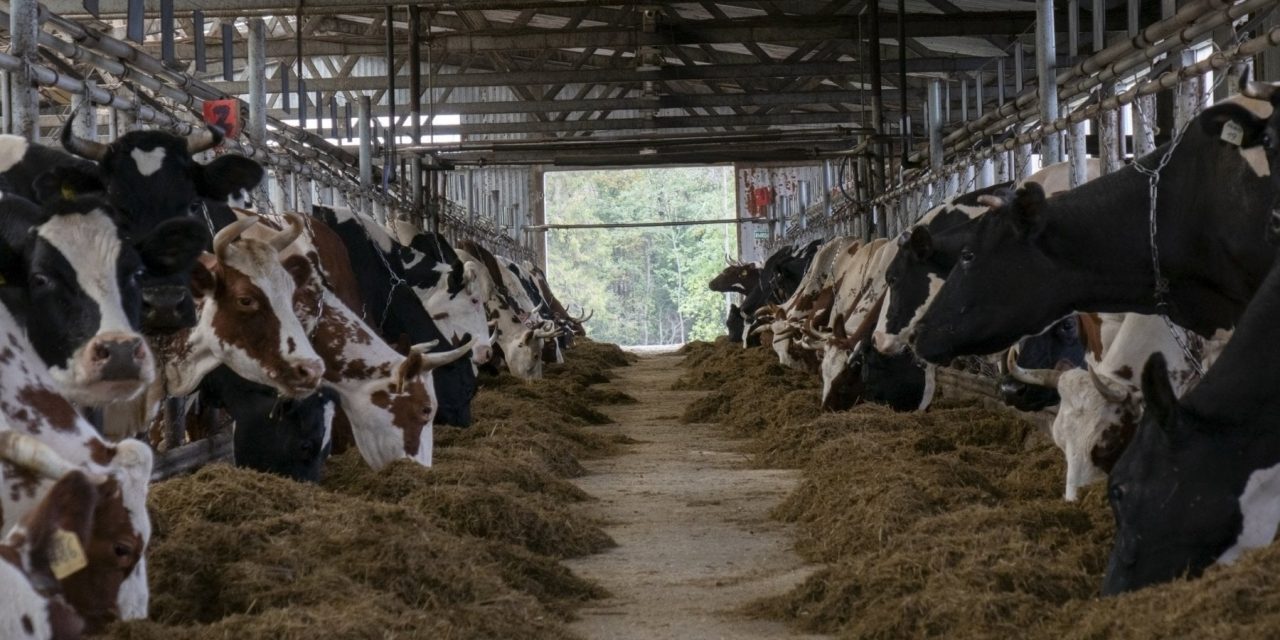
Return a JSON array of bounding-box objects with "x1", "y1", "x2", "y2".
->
[
  {"x1": 141, "y1": 285, "x2": 197, "y2": 333},
  {"x1": 872, "y1": 330, "x2": 904, "y2": 355},
  {"x1": 73, "y1": 332, "x2": 154, "y2": 403},
  {"x1": 273, "y1": 358, "x2": 325, "y2": 396},
  {"x1": 471, "y1": 343, "x2": 494, "y2": 365}
]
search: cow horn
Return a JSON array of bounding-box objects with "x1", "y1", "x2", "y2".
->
[
  {"x1": 417, "y1": 336, "x2": 477, "y2": 370},
  {"x1": 750, "y1": 323, "x2": 771, "y2": 336},
  {"x1": 802, "y1": 315, "x2": 833, "y2": 341},
  {"x1": 1004, "y1": 347, "x2": 1062, "y2": 388},
  {"x1": 409, "y1": 340, "x2": 440, "y2": 353},
  {"x1": 213, "y1": 215, "x2": 260, "y2": 259},
  {"x1": 534, "y1": 327, "x2": 560, "y2": 339},
  {"x1": 0, "y1": 431, "x2": 101, "y2": 483},
  {"x1": 567, "y1": 306, "x2": 592, "y2": 323},
  {"x1": 1089, "y1": 368, "x2": 1129, "y2": 404},
  {"x1": 187, "y1": 124, "x2": 225, "y2": 154},
  {"x1": 61, "y1": 117, "x2": 108, "y2": 161},
  {"x1": 269, "y1": 213, "x2": 305, "y2": 252}
]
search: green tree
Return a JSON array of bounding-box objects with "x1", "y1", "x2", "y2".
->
[{"x1": 544, "y1": 167, "x2": 735, "y2": 346}]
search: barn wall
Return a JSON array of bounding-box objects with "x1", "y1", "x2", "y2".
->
[{"x1": 734, "y1": 162, "x2": 826, "y2": 263}]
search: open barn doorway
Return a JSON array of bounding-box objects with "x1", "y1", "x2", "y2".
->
[{"x1": 544, "y1": 166, "x2": 736, "y2": 348}]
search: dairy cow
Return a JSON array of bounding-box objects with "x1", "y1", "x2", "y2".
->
[
  {"x1": 912, "y1": 89, "x2": 1280, "y2": 363},
  {"x1": 0, "y1": 192, "x2": 206, "y2": 407},
  {"x1": 1102, "y1": 249, "x2": 1280, "y2": 595},
  {"x1": 460, "y1": 241, "x2": 557, "y2": 379}
]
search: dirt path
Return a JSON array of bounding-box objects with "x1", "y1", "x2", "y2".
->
[{"x1": 565, "y1": 350, "x2": 828, "y2": 640}]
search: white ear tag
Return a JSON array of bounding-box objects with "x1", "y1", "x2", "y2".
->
[{"x1": 1221, "y1": 120, "x2": 1245, "y2": 146}]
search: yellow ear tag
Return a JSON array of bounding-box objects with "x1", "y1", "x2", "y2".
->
[
  {"x1": 49, "y1": 529, "x2": 88, "y2": 580},
  {"x1": 59, "y1": 184, "x2": 78, "y2": 201}
]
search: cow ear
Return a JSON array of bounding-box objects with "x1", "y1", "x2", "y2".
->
[
  {"x1": 281, "y1": 254, "x2": 314, "y2": 289},
  {"x1": 17, "y1": 471, "x2": 97, "y2": 585},
  {"x1": 189, "y1": 256, "x2": 217, "y2": 297},
  {"x1": 1140, "y1": 352, "x2": 1183, "y2": 443},
  {"x1": 194, "y1": 155, "x2": 266, "y2": 200},
  {"x1": 907, "y1": 226, "x2": 932, "y2": 260},
  {"x1": 1199, "y1": 103, "x2": 1268, "y2": 147},
  {"x1": 1009, "y1": 182, "x2": 1048, "y2": 238},
  {"x1": 32, "y1": 166, "x2": 105, "y2": 204},
  {"x1": 136, "y1": 218, "x2": 210, "y2": 277}
]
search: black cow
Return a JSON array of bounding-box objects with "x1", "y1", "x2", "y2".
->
[
  {"x1": 912, "y1": 87, "x2": 1280, "y2": 363},
  {"x1": 726, "y1": 303, "x2": 745, "y2": 344},
  {"x1": 858, "y1": 342, "x2": 928, "y2": 411},
  {"x1": 741, "y1": 240, "x2": 822, "y2": 346},
  {"x1": 998, "y1": 315, "x2": 1089, "y2": 412},
  {"x1": 0, "y1": 192, "x2": 205, "y2": 406},
  {"x1": 1102, "y1": 249, "x2": 1280, "y2": 595},
  {"x1": 314, "y1": 205, "x2": 476, "y2": 427},
  {"x1": 198, "y1": 365, "x2": 334, "y2": 483}
]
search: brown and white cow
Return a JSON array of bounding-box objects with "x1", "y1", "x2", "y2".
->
[
  {"x1": 459, "y1": 241, "x2": 557, "y2": 379},
  {"x1": 1008, "y1": 313, "x2": 1230, "y2": 501},
  {"x1": 241, "y1": 212, "x2": 475, "y2": 469},
  {"x1": 0, "y1": 301, "x2": 153, "y2": 630},
  {"x1": 156, "y1": 216, "x2": 325, "y2": 400},
  {"x1": 0, "y1": 460, "x2": 99, "y2": 640},
  {"x1": 762, "y1": 236, "x2": 861, "y2": 371}
]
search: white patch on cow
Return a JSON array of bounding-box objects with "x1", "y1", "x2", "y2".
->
[
  {"x1": 900, "y1": 273, "x2": 945, "y2": 345},
  {"x1": 321, "y1": 397, "x2": 336, "y2": 451},
  {"x1": 433, "y1": 261, "x2": 452, "y2": 275},
  {"x1": 0, "y1": 550, "x2": 55, "y2": 640},
  {"x1": 130, "y1": 147, "x2": 168, "y2": 177},
  {"x1": 356, "y1": 216, "x2": 395, "y2": 254},
  {"x1": 1053, "y1": 369, "x2": 1126, "y2": 501},
  {"x1": 111, "y1": 440, "x2": 153, "y2": 619},
  {"x1": 1217, "y1": 461, "x2": 1280, "y2": 565},
  {"x1": 226, "y1": 188, "x2": 252, "y2": 210},
  {"x1": 0, "y1": 134, "x2": 28, "y2": 173}
]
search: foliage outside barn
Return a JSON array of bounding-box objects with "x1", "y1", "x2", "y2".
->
[{"x1": 545, "y1": 167, "x2": 736, "y2": 346}]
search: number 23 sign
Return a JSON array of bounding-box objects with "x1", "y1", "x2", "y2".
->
[{"x1": 202, "y1": 99, "x2": 241, "y2": 139}]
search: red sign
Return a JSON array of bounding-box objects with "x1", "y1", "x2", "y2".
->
[
  {"x1": 202, "y1": 99, "x2": 240, "y2": 138},
  {"x1": 747, "y1": 186, "x2": 775, "y2": 217}
]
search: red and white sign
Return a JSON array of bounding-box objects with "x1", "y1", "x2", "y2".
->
[{"x1": 202, "y1": 99, "x2": 240, "y2": 138}]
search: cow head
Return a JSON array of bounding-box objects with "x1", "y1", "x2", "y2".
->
[
  {"x1": 1048, "y1": 364, "x2": 1141, "y2": 502},
  {"x1": 185, "y1": 216, "x2": 324, "y2": 398},
  {"x1": 997, "y1": 315, "x2": 1087, "y2": 411},
  {"x1": 419, "y1": 259, "x2": 494, "y2": 365},
  {"x1": 709, "y1": 260, "x2": 760, "y2": 294},
  {"x1": 61, "y1": 123, "x2": 264, "y2": 231},
  {"x1": 874, "y1": 212, "x2": 978, "y2": 357},
  {"x1": 912, "y1": 185, "x2": 1070, "y2": 363},
  {"x1": 1102, "y1": 352, "x2": 1247, "y2": 595},
  {"x1": 0, "y1": 430, "x2": 154, "y2": 633},
  {"x1": 0, "y1": 467, "x2": 96, "y2": 640},
  {"x1": 0, "y1": 194, "x2": 206, "y2": 406}
]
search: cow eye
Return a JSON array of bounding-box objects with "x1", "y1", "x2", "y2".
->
[
  {"x1": 960, "y1": 249, "x2": 975, "y2": 264},
  {"x1": 30, "y1": 273, "x2": 53, "y2": 289},
  {"x1": 113, "y1": 541, "x2": 134, "y2": 559},
  {"x1": 1109, "y1": 484, "x2": 1125, "y2": 502},
  {"x1": 236, "y1": 296, "x2": 258, "y2": 310}
]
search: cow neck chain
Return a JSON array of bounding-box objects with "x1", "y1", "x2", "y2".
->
[
  {"x1": 1130, "y1": 64, "x2": 1235, "y2": 379},
  {"x1": 367, "y1": 224, "x2": 407, "y2": 330}
]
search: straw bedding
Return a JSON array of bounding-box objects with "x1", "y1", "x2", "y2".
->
[
  {"x1": 680, "y1": 338, "x2": 1280, "y2": 639},
  {"x1": 104, "y1": 339, "x2": 631, "y2": 640}
]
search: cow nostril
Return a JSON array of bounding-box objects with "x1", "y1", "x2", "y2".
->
[
  {"x1": 128, "y1": 339, "x2": 146, "y2": 362},
  {"x1": 93, "y1": 343, "x2": 111, "y2": 362}
]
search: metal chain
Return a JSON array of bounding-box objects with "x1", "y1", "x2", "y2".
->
[{"x1": 1130, "y1": 44, "x2": 1239, "y2": 377}]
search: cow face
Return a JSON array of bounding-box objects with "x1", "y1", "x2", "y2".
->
[
  {"x1": 420, "y1": 260, "x2": 494, "y2": 365},
  {"x1": 709, "y1": 263, "x2": 760, "y2": 294},
  {"x1": 1052, "y1": 368, "x2": 1141, "y2": 502},
  {"x1": 858, "y1": 342, "x2": 928, "y2": 411},
  {"x1": 61, "y1": 125, "x2": 264, "y2": 233},
  {"x1": 998, "y1": 316, "x2": 1086, "y2": 411},
  {"x1": 0, "y1": 196, "x2": 206, "y2": 406},
  {"x1": 186, "y1": 219, "x2": 324, "y2": 398},
  {"x1": 0, "y1": 470, "x2": 97, "y2": 640},
  {"x1": 913, "y1": 185, "x2": 1068, "y2": 363},
  {"x1": 1102, "y1": 353, "x2": 1246, "y2": 595},
  {"x1": 874, "y1": 228, "x2": 954, "y2": 355}
]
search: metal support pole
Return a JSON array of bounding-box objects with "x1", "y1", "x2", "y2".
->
[
  {"x1": 1036, "y1": 0, "x2": 1061, "y2": 164},
  {"x1": 298, "y1": 175, "x2": 314, "y2": 212},
  {"x1": 868, "y1": 6, "x2": 885, "y2": 200},
  {"x1": 1069, "y1": 122, "x2": 1088, "y2": 186},
  {"x1": 7, "y1": 0, "x2": 39, "y2": 140},
  {"x1": 247, "y1": 18, "x2": 268, "y2": 205},
  {"x1": 358, "y1": 95, "x2": 373, "y2": 215},
  {"x1": 897, "y1": 0, "x2": 908, "y2": 167},
  {"x1": 960, "y1": 78, "x2": 968, "y2": 123},
  {"x1": 928, "y1": 79, "x2": 944, "y2": 172},
  {"x1": 1095, "y1": 0, "x2": 1121, "y2": 174},
  {"x1": 821, "y1": 158, "x2": 833, "y2": 218}
]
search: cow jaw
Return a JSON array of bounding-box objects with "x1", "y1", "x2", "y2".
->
[{"x1": 38, "y1": 211, "x2": 155, "y2": 405}]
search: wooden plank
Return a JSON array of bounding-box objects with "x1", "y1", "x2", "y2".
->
[{"x1": 151, "y1": 432, "x2": 234, "y2": 482}]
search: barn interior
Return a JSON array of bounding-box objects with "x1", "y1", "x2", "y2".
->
[{"x1": 1, "y1": 1, "x2": 1279, "y2": 639}]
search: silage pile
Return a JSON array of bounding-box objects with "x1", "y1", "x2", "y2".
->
[
  {"x1": 106, "y1": 339, "x2": 633, "y2": 640},
  {"x1": 679, "y1": 338, "x2": 1280, "y2": 639},
  {"x1": 674, "y1": 337, "x2": 822, "y2": 435}
]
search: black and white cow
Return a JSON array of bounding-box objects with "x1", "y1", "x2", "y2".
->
[
  {"x1": 314, "y1": 206, "x2": 477, "y2": 427},
  {"x1": 741, "y1": 240, "x2": 822, "y2": 345},
  {"x1": 0, "y1": 192, "x2": 206, "y2": 406},
  {"x1": 912, "y1": 89, "x2": 1280, "y2": 363},
  {"x1": 1102, "y1": 249, "x2": 1280, "y2": 595}
]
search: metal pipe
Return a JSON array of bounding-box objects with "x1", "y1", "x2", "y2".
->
[
  {"x1": 928, "y1": 79, "x2": 944, "y2": 172},
  {"x1": 897, "y1": 0, "x2": 907, "y2": 167},
  {"x1": 1036, "y1": 0, "x2": 1060, "y2": 164},
  {"x1": 359, "y1": 95, "x2": 372, "y2": 213},
  {"x1": 72, "y1": 88, "x2": 96, "y2": 139},
  {"x1": 8, "y1": 0, "x2": 39, "y2": 139},
  {"x1": 409, "y1": 4, "x2": 422, "y2": 146}
]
